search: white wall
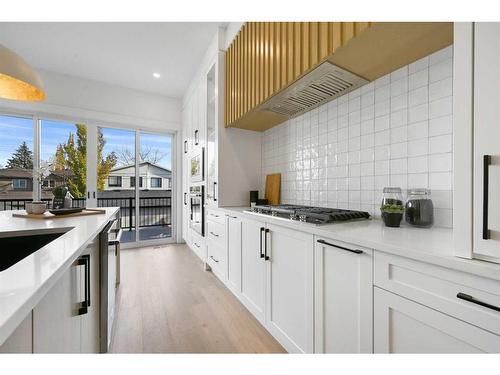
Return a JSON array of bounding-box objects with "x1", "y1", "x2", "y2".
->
[
  {"x1": 262, "y1": 46, "x2": 454, "y2": 228},
  {"x1": 0, "y1": 69, "x2": 181, "y2": 132}
]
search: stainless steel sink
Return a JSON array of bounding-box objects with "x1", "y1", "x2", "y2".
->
[{"x1": 0, "y1": 229, "x2": 69, "y2": 272}]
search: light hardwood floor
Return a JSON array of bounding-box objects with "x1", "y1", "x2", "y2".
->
[{"x1": 109, "y1": 244, "x2": 286, "y2": 353}]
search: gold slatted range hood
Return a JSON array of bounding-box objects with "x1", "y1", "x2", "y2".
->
[{"x1": 224, "y1": 22, "x2": 453, "y2": 132}]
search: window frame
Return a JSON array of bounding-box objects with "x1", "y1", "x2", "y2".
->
[
  {"x1": 150, "y1": 177, "x2": 162, "y2": 188},
  {"x1": 108, "y1": 175, "x2": 122, "y2": 187},
  {"x1": 12, "y1": 178, "x2": 28, "y2": 190}
]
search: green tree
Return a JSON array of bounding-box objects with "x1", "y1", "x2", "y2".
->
[
  {"x1": 58, "y1": 125, "x2": 117, "y2": 198},
  {"x1": 6, "y1": 141, "x2": 33, "y2": 169}
]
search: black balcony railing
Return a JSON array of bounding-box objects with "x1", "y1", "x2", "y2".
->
[{"x1": 0, "y1": 197, "x2": 171, "y2": 231}]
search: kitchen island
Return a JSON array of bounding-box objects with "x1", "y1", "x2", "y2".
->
[{"x1": 0, "y1": 207, "x2": 119, "y2": 352}]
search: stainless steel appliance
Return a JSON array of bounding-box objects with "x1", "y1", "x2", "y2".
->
[
  {"x1": 245, "y1": 204, "x2": 370, "y2": 225},
  {"x1": 189, "y1": 185, "x2": 205, "y2": 236},
  {"x1": 190, "y1": 147, "x2": 204, "y2": 183},
  {"x1": 99, "y1": 218, "x2": 122, "y2": 353}
]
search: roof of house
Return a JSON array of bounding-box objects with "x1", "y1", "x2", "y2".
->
[
  {"x1": 110, "y1": 161, "x2": 171, "y2": 173},
  {"x1": 0, "y1": 168, "x2": 33, "y2": 178}
]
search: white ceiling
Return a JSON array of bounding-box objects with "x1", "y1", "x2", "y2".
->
[{"x1": 0, "y1": 22, "x2": 225, "y2": 98}]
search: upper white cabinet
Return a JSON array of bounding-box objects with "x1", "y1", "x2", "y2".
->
[
  {"x1": 265, "y1": 224, "x2": 314, "y2": 353},
  {"x1": 314, "y1": 237, "x2": 373, "y2": 353},
  {"x1": 454, "y1": 22, "x2": 500, "y2": 262}
]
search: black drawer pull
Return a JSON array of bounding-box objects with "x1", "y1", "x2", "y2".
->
[
  {"x1": 210, "y1": 231, "x2": 219, "y2": 237},
  {"x1": 259, "y1": 227, "x2": 265, "y2": 258},
  {"x1": 210, "y1": 255, "x2": 219, "y2": 263},
  {"x1": 264, "y1": 228, "x2": 270, "y2": 261},
  {"x1": 317, "y1": 239, "x2": 363, "y2": 254},
  {"x1": 457, "y1": 292, "x2": 500, "y2": 312},
  {"x1": 483, "y1": 155, "x2": 491, "y2": 240}
]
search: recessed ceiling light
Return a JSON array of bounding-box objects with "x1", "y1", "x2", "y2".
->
[{"x1": 153, "y1": 72, "x2": 161, "y2": 79}]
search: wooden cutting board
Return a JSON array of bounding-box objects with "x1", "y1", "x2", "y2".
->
[
  {"x1": 12, "y1": 208, "x2": 106, "y2": 220},
  {"x1": 265, "y1": 173, "x2": 281, "y2": 205}
]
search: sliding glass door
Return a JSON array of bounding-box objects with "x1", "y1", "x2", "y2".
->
[
  {"x1": 0, "y1": 111, "x2": 175, "y2": 246},
  {"x1": 94, "y1": 126, "x2": 175, "y2": 245},
  {"x1": 138, "y1": 132, "x2": 173, "y2": 241}
]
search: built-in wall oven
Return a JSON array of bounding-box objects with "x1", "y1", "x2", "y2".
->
[{"x1": 189, "y1": 185, "x2": 205, "y2": 236}]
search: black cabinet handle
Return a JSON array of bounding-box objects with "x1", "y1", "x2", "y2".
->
[
  {"x1": 259, "y1": 227, "x2": 265, "y2": 258},
  {"x1": 317, "y1": 239, "x2": 363, "y2": 254},
  {"x1": 264, "y1": 228, "x2": 270, "y2": 261},
  {"x1": 210, "y1": 231, "x2": 219, "y2": 238},
  {"x1": 184, "y1": 140, "x2": 188, "y2": 154},
  {"x1": 194, "y1": 130, "x2": 199, "y2": 145},
  {"x1": 77, "y1": 254, "x2": 91, "y2": 315},
  {"x1": 457, "y1": 292, "x2": 500, "y2": 312},
  {"x1": 483, "y1": 155, "x2": 491, "y2": 240},
  {"x1": 87, "y1": 191, "x2": 90, "y2": 199},
  {"x1": 213, "y1": 182, "x2": 217, "y2": 202},
  {"x1": 210, "y1": 255, "x2": 219, "y2": 263},
  {"x1": 184, "y1": 192, "x2": 187, "y2": 206}
]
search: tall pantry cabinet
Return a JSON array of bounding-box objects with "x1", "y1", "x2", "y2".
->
[{"x1": 454, "y1": 22, "x2": 500, "y2": 263}]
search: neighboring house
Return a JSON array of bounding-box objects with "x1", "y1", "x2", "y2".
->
[
  {"x1": 104, "y1": 162, "x2": 171, "y2": 191},
  {"x1": 0, "y1": 168, "x2": 75, "y2": 199},
  {"x1": 0, "y1": 168, "x2": 34, "y2": 198}
]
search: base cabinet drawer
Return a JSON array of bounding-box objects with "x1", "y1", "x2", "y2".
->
[
  {"x1": 374, "y1": 252, "x2": 500, "y2": 335},
  {"x1": 207, "y1": 238, "x2": 226, "y2": 280},
  {"x1": 374, "y1": 287, "x2": 500, "y2": 353},
  {"x1": 206, "y1": 209, "x2": 225, "y2": 226}
]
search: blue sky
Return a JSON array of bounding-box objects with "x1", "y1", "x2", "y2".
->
[{"x1": 0, "y1": 115, "x2": 172, "y2": 170}]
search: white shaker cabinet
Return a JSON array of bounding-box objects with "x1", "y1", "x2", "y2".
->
[
  {"x1": 472, "y1": 22, "x2": 500, "y2": 260},
  {"x1": 226, "y1": 214, "x2": 242, "y2": 294},
  {"x1": 265, "y1": 224, "x2": 314, "y2": 353},
  {"x1": 240, "y1": 218, "x2": 266, "y2": 323},
  {"x1": 314, "y1": 237, "x2": 373, "y2": 353},
  {"x1": 33, "y1": 240, "x2": 100, "y2": 353},
  {"x1": 374, "y1": 287, "x2": 500, "y2": 353},
  {"x1": 454, "y1": 22, "x2": 500, "y2": 262}
]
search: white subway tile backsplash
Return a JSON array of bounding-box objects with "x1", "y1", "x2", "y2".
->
[
  {"x1": 408, "y1": 69, "x2": 429, "y2": 90},
  {"x1": 409, "y1": 56, "x2": 429, "y2": 74},
  {"x1": 429, "y1": 58, "x2": 453, "y2": 83},
  {"x1": 429, "y1": 115, "x2": 453, "y2": 136},
  {"x1": 429, "y1": 96, "x2": 453, "y2": 119},
  {"x1": 262, "y1": 46, "x2": 453, "y2": 227}
]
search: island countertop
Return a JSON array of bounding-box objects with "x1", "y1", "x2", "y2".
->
[{"x1": 0, "y1": 207, "x2": 119, "y2": 346}]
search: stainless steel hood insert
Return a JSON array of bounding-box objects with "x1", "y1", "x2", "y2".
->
[{"x1": 260, "y1": 61, "x2": 368, "y2": 118}]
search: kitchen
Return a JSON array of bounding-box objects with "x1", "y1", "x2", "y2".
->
[{"x1": 1, "y1": 1, "x2": 500, "y2": 372}]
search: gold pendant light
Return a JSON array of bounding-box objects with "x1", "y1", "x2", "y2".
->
[{"x1": 0, "y1": 44, "x2": 45, "y2": 101}]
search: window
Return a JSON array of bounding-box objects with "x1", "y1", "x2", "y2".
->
[
  {"x1": 151, "y1": 177, "x2": 162, "y2": 188},
  {"x1": 13, "y1": 179, "x2": 28, "y2": 190},
  {"x1": 42, "y1": 180, "x2": 55, "y2": 188},
  {"x1": 130, "y1": 176, "x2": 143, "y2": 188},
  {"x1": 108, "y1": 176, "x2": 122, "y2": 187}
]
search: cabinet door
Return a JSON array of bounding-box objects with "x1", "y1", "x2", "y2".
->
[
  {"x1": 33, "y1": 261, "x2": 81, "y2": 353},
  {"x1": 473, "y1": 23, "x2": 500, "y2": 259},
  {"x1": 80, "y1": 240, "x2": 100, "y2": 353},
  {"x1": 226, "y1": 215, "x2": 242, "y2": 293},
  {"x1": 240, "y1": 218, "x2": 266, "y2": 323},
  {"x1": 374, "y1": 287, "x2": 500, "y2": 353},
  {"x1": 0, "y1": 312, "x2": 32, "y2": 353},
  {"x1": 206, "y1": 63, "x2": 217, "y2": 205},
  {"x1": 314, "y1": 238, "x2": 373, "y2": 353},
  {"x1": 265, "y1": 224, "x2": 314, "y2": 353}
]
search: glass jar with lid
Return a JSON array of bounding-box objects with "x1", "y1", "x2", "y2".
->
[
  {"x1": 380, "y1": 187, "x2": 404, "y2": 227},
  {"x1": 405, "y1": 188, "x2": 434, "y2": 227}
]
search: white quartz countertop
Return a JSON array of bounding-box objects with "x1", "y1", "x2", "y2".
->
[
  {"x1": 216, "y1": 206, "x2": 500, "y2": 282},
  {"x1": 0, "y1": 207, "x2": 119, "y2": 345}
]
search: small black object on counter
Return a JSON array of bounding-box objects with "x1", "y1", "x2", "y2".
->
[{"x1": 405, "y1": 189, "x2": 434, "y2": 227}]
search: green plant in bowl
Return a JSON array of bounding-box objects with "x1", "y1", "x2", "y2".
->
[{"x1": 380, "y1": 204, "x2": 404, "y2": 227}]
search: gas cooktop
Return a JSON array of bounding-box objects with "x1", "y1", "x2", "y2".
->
[{"x1": 245, "y1": 204, "x2": 370, "y2": 225}]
